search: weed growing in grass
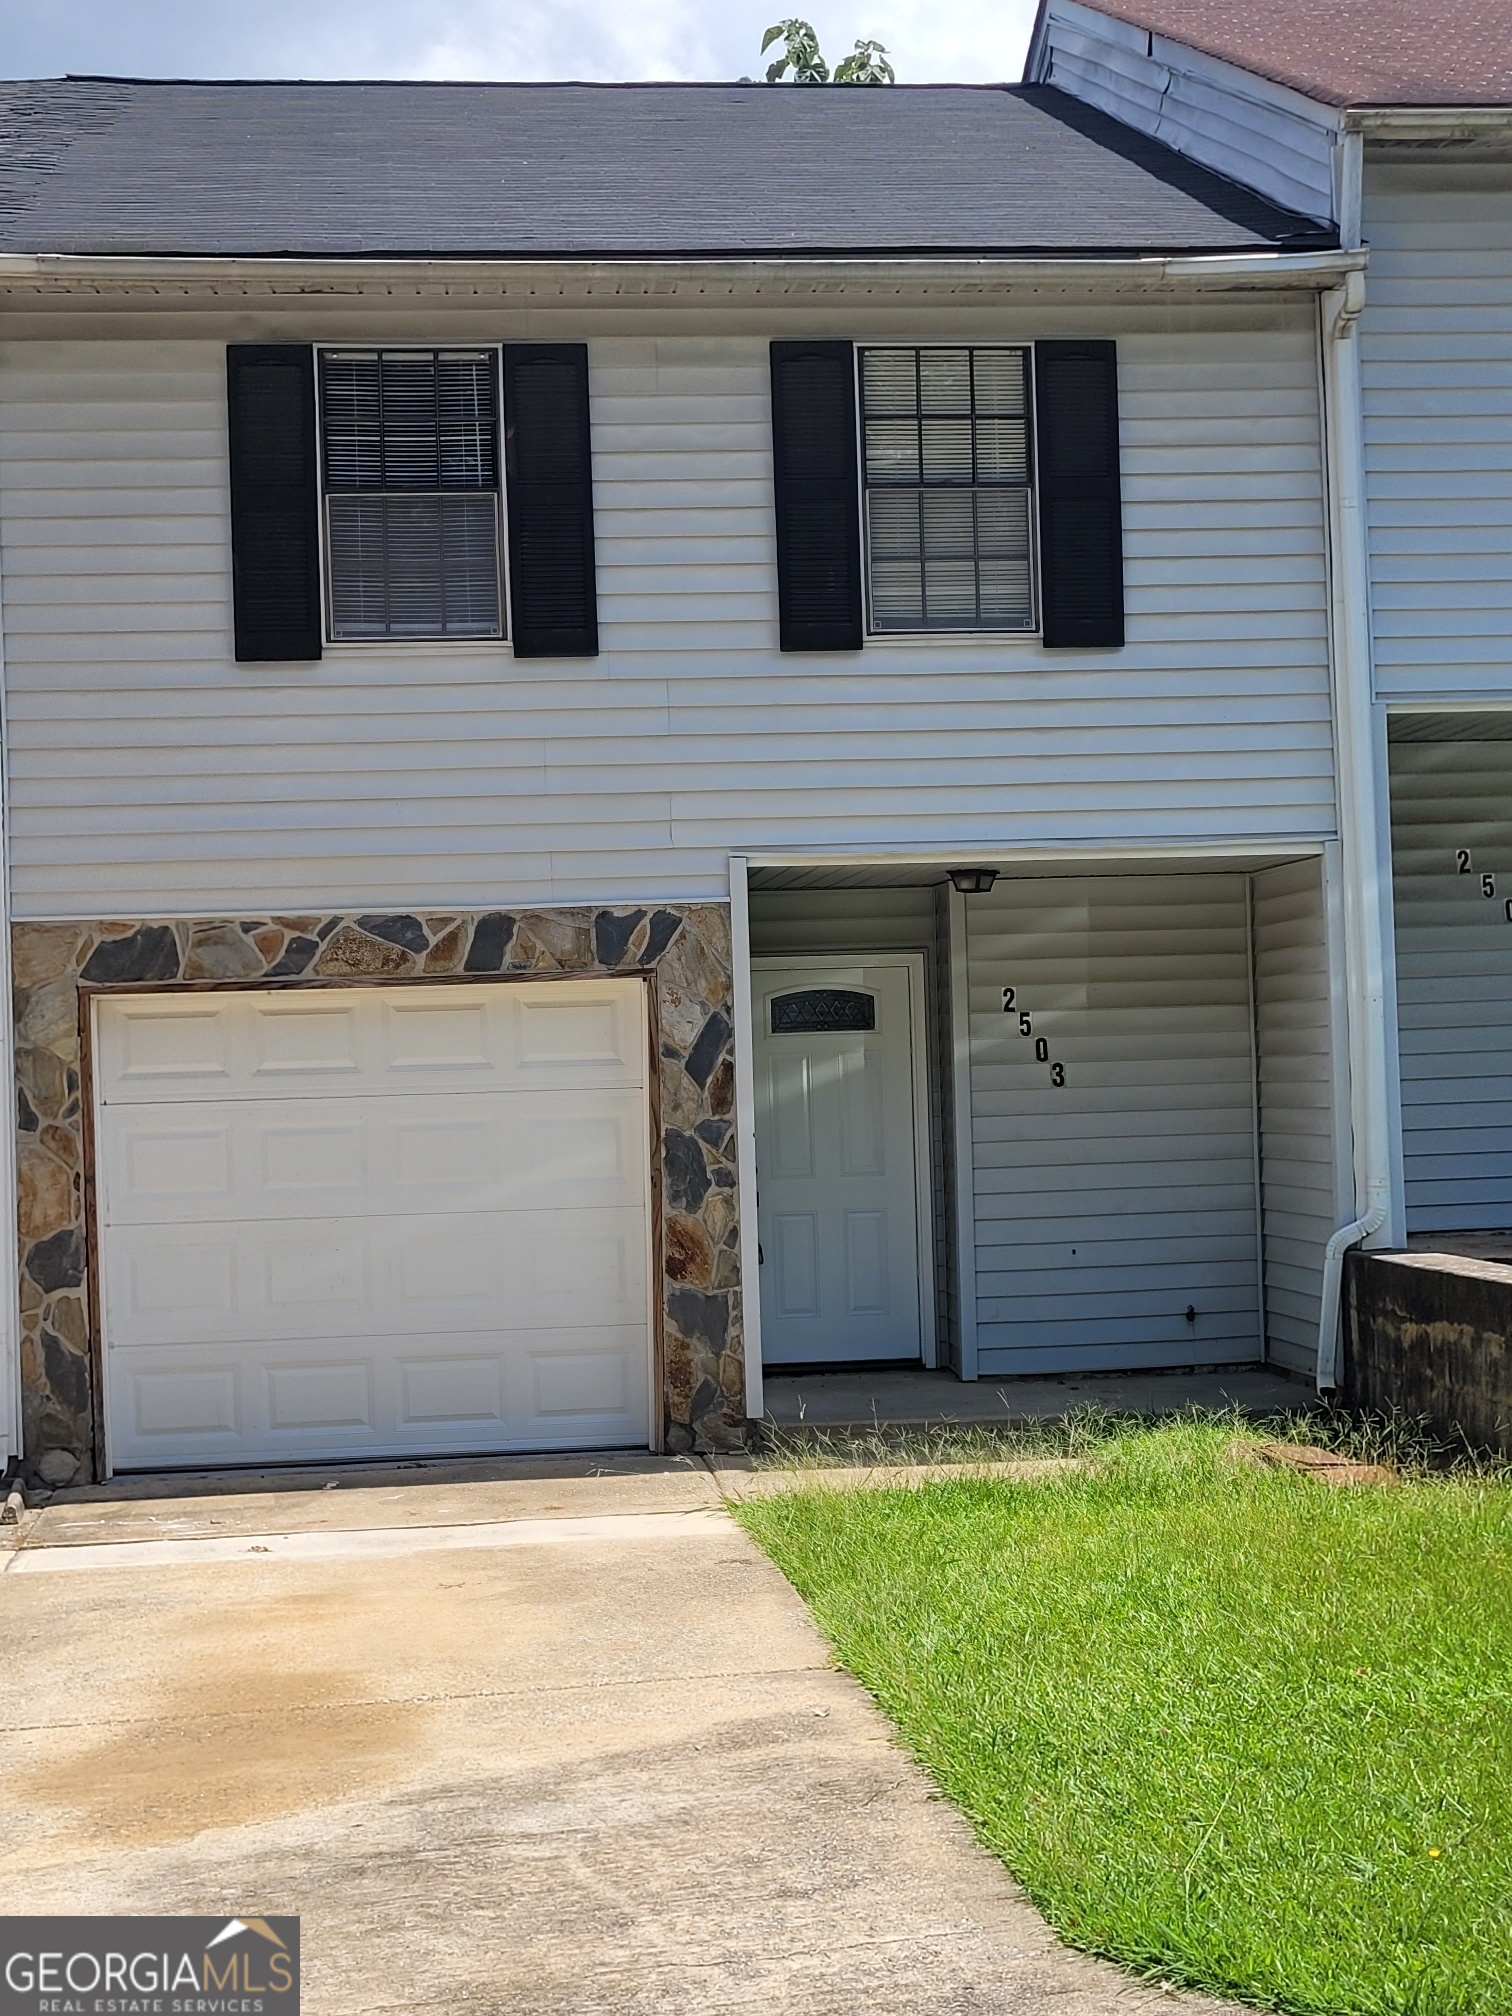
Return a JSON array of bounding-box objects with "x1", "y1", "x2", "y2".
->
[{"x1": 737, "y1": 1418, "x2": 1512, "y2": 2016}]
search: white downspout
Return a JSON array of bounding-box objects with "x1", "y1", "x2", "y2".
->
[
  {"x1": 1316, "y1": 1199, "x2": 1387, "y2": 1392},
  {"x1": 1316, "y1": 157, "x2": 1399, "y2": 1390}
]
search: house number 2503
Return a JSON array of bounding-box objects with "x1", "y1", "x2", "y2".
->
[{"x1": 1002, "y1": 986, "x2": 1067, "y2": 1086}]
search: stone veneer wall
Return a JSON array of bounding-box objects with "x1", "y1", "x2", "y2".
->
[{"x1": 12, "y1": 903, "x2": 743, "y2": 1476}]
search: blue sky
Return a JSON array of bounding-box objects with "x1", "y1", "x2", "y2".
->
[{"x1": 3, "y1": 1, "x2": 1040, "y2": 83}]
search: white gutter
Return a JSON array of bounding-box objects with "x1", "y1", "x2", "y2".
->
[
  {"x1": 0, "y1": 248, "x2": 1366, "y2": 296},
  {"x1": 1316, "y1": 204, "x2": 1402, "y2": 1391},
  {"x1": 742, "y1": 839, "x2": 1329, "y2": 871},
  {"x1": 1348, "y1": 106, "x2": 1512, "y2": 137}
]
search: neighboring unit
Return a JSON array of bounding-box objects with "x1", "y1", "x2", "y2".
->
[
  {"x1": 1028, "y1": 0, "x2": 1512, "y2": 1401},
  {"x1": 0, "y1": 70, "x2": 1369, "y2": 1475}
]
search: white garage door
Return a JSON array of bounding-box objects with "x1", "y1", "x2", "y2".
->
[{"x1": 94, "y1": 980, "x2": 652, "y2": 1472}]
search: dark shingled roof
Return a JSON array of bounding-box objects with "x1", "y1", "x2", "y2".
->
[
  {"x1": 0, "y1": 77, "x2": 1334, "y2": 261},
  {"x1": 1079, "y1": 0, "x2": 1512, "y2": 109}
]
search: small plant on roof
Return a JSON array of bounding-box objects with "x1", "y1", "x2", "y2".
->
[
  {"x1": 762, "y1": 19, "x2": 830, "y2": 82},
  {"x1": 834, "y1": 38, "x2": 895, "y2": 83},
  {"x1": 761, "y1": 20, "x2": 894, "y2": 85}
]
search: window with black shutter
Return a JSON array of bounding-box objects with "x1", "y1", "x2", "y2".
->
[
  {"x1": 859, "y1": 346, "x2": 1035, "y2": 634},
  {"x1": 318, "y1": 347, "x2": 504, "y2": 641}
]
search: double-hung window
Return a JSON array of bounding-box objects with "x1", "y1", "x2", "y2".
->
[
  {"x1": 319, "y1": 347, "x2": 504, "y2": 641},
  {"x1": 860, "y1": 346, "x2": 1034, "y2": 634}
]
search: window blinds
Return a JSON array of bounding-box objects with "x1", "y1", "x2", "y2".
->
[
  {"x1": 860, "y1": 346, "x2": 1034, "y2": 633},
  {"x1": 319, "y1": 349, "x2": 503, "y2": 641}
]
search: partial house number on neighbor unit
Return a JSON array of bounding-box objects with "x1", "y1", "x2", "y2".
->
[{"x1": 1455, "y1": 849, "x2": 1512, "y2": 923}]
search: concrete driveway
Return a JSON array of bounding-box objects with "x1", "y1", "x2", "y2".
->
[{"x1": 1, "y1": 1456, "x2": 1248, "y2": 2014}]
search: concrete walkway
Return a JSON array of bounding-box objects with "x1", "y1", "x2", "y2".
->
[
  {"x1": 1, "y1": 1455, "x2": 1249, "y2": 2015},
  {"x1": 764, "y1": 1364, "x2": 1311, "y2": 1432}
]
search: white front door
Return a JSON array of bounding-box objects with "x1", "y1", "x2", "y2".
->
[
  {"x1": 94, "y1": 979, "x2": 652, "y2": 1472},
  {"x1": 753, "y1": 960, "x2": 925, "y2": 1367}
]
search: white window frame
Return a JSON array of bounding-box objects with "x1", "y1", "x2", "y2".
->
[
  {"x1": 314, "y1": 342, "x2": 510, "y2": 650},
  {"x1": 857, "y1": 342, "x2": 1041, "y2": 641}
]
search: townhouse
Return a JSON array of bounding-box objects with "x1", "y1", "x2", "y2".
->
[{"x1": 0, "y1": 73, "x2": 1366, "y2": 1475}]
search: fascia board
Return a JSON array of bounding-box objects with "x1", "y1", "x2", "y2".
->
[{"x1": 1349, "y1": 105, "x2": 1512, "y2": 134}]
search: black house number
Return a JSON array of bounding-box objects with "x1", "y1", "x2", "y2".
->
[
  {"x1": 1455, "y1": 849, "x2": 1512, "y2": 923},
  {"x1": 1002, "y1": 984, "x2": 1066, "y2": 1086}
]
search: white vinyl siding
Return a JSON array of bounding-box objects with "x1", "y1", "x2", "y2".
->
[
  {"x1": 1390, "y1": 736, "x2": 1512, "y2": 1233},
  {"x1": 749, "y1": 885, "x2": 937, "y2": 958},
  {"x1": 0, "y1": 311, "x2": 1333, "y2": 918},
  {"x1": 1362, "y1": 162, "x2": 1512, "y2": 703},
  {"x1": 1033, "y1": 0, "x2": 1339, "y2": 225},
  {"x1": 1252, "y1": 856, "x2": 1341, "y2": 1375},
  {"x1": 965, "y1": 872, "x2": 1262, "y2": 1375}
]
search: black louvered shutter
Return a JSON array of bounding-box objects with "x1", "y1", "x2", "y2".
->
[
  {"x1": 770, "y1": 341, "x2": 863, "y2": 652},
  {"x1": 1034, "y1": 340, "x2": 1124, "y2": 649},
  {"x1": 503, "y1": 344, "x2": 598, "y2": 657},
  {"x1": 226, "y1": 345, "x2": 321, "y2": 662}
]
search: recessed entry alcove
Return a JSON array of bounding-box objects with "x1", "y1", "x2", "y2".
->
[{"x1": 746, "y1": 855, "x2": 1346, "y2": 1386}]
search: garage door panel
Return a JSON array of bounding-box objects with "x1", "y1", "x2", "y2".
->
[
  {"x1": 398, "y1": 1354, "x2": 505, "y2": 1427},
  {"x1": 98, "y1": 993, "x2": 364, "y2": 1101},
  {"x1": 251, "y1": 1000, "x2": 367, "y2": 1083},
  {"x1": 130, "y1": 1365, "x2": 239, "y2": 1442},
  {"x1": 95, "y1": 979, "x2": 652, "y2": 1470},
  {"x1": 511, "y1": 1214, "x2": 647, "y2": 1322},
  {"x1": 267, "y1": 1359, "x2": 375, "y2": 1433},
  {"x1": 513, "y1": 1331, "x2": 647, "y2": 1440},
  {"x1": 107, "y1": 1325, "x2": 647, "y2": 1468},
  {"x1": 122, "y1": 1121, "x2": 235, "y2": 1206},
  {"x1": 104, "y1": 1205, "x2": 646, "y2": 1347},
  {"x1": 101, "y1": 1090, "x2": 648, "y2": 1224},
  {"x1": 97, "y1": 981, "x2": 646, "y2": 1105},
  {"x1": 103, "y1": 1003, "x2": 238, "y2": 1094}
]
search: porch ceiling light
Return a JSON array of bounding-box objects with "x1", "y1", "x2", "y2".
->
[{"x1": 948, "y1": 868, "x2": 999, "y2": 895}]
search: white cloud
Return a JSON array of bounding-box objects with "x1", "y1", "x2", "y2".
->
[
  {"x1": 5, "y1": 0, "x2": 1040, "y2": 83},
  {"x1": 412, "y1": 0, "x2": 717, "y2": 83}
]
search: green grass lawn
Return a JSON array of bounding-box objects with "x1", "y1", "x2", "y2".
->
[{"x1": 736, "y1": 1420, "x2": 1512, "y2": 2016}]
